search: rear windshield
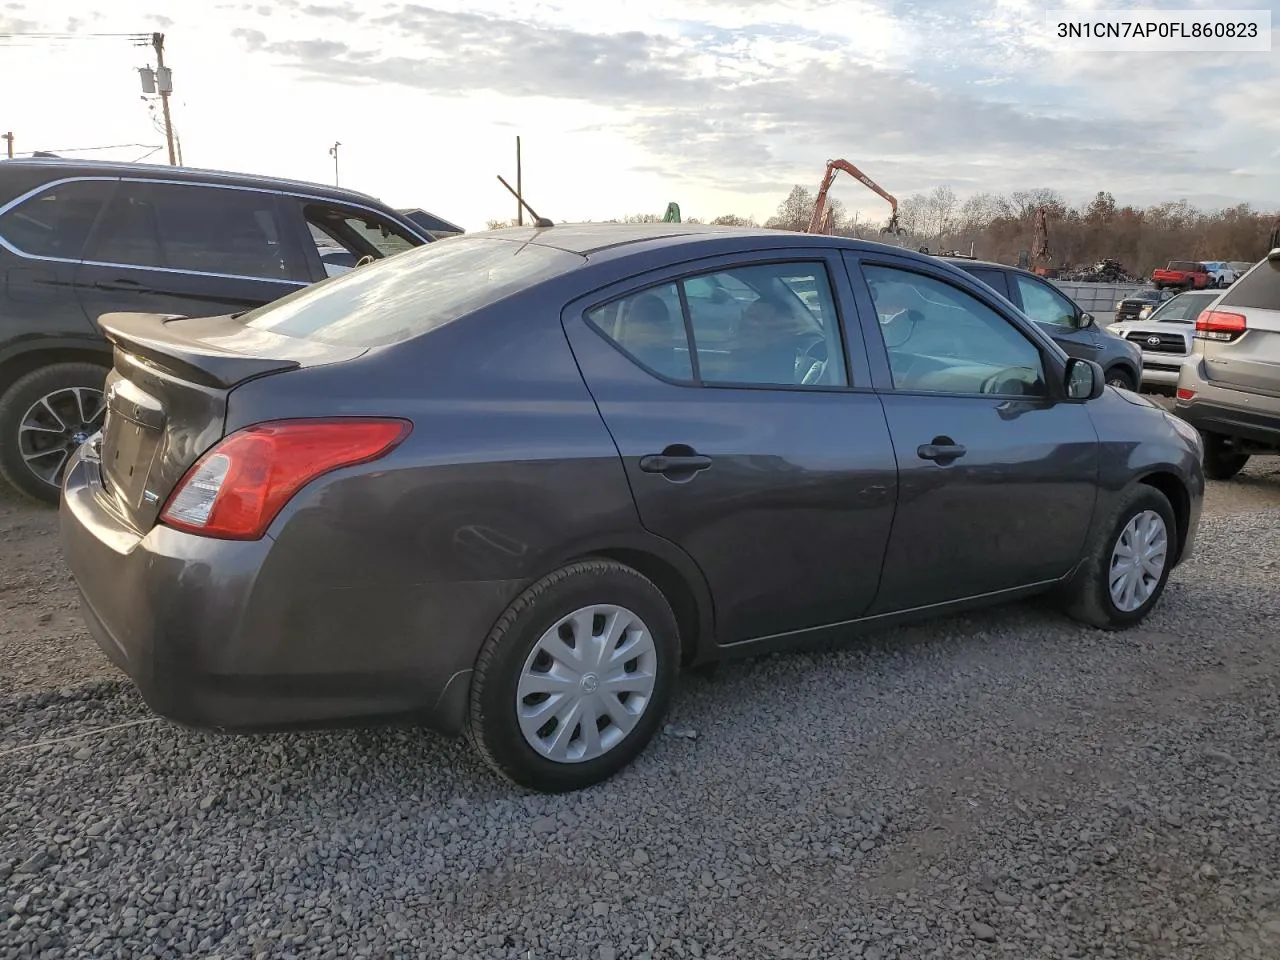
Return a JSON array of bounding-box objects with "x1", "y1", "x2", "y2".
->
[
  {"x1": 235, "y1": 237, "x2": 585, "y2": 347},
  {"x1": 1219, "y1": 257, "x2": 1280, "y2": 311}
]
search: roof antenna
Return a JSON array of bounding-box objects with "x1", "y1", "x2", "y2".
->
[{"x1": 496, "y1": 175, "x2": 553, "y2": 228}]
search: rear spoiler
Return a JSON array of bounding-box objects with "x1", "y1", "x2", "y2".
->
[{"x1": 97, "y1": 312, "x2": 301, "y2": 389}]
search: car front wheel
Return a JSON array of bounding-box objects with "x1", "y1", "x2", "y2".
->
[
  {"x1": 1060, "y1": 484, "x2": 1177, "y2": 630},
  {"x1": 467, "y1": 559, "x2": 680, "y2": 792},
  {"x1": 1105, "y1": 367, "x2": 1137, "y2": 391}
]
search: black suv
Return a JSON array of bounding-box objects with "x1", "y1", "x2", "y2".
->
[
  {"x1": 942, "y1": 256, "x2": 1143, "y2": 391},
  {"x1": 0, "y1": 159, "x2": 444, "y2": 502}
]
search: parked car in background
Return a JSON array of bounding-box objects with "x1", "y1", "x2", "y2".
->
[
  {"x1": 1152, "y1": 260, "x2": 1211, "y2": 290},
  {"x1": 0, "y1": 158, "x2": 440, "y2": 502},
  {"x1": 1200, "y1": 261, "x2": 1240, "y2": 288},
  {"x1": 61, "y1": 223, "x2": 1204, "y2": 793},
  {"x1": 398, "y1": 208, "x2": 466, "y2": 240},
  {"x1": 1176, "y1": 248, "x2": 1280, "y2": 479},
  {"x1": 943, "y1": 256, "x2": 1143, "y2": 390},
  {"x1": 1109, "y1": 290, "x2": 1221, "y2": 393},
  {"x1": 1114, "y1": 288, "x2": 1175, "y2": 323}
]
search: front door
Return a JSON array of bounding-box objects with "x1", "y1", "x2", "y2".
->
[
  {"x1": 73, "y1": 179, "x2": 310, "y2": 326},
  {"x1": 1009, "y1": 271, "x2": 1101, "y2": 361},
  {"x1": 844, "y1": 254, "x2": 1099, "y2": 614},
  {"x1": 562, "y1": 252, "x2": 898, "y2": 646}
]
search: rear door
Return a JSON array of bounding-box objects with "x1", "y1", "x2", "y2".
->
[
  {"x1": 73, "y1": 179, "x2": 311, "y2": 327},
  {"x1": 562, "y1": 249, "x2": 898, "y2": 646},
  {"x1": 1200, "y1": 256, "x2": 1280, "y2": 395},
  {"x1": 843, "y1": 252, "x2": 1099, "y2": 613}
]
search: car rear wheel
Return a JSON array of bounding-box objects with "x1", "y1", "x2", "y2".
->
[
  {"x1": 467, "y1": 559, "x2": 680, "y2": 792},
  {"x1": 1105, "y1": 367, "x2": 1137, "y2": 391},
  {"x1": 0, "y1": 362, "x2": 109, "y2": 505},
  {"x1": 1201, "y1": 432, "x2": 1250, "y2": 481},
  {"x1": 1059, "y1": 483, "x2": 1177, "y2": 630}
]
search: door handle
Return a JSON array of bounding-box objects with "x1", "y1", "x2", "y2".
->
[
  {"x1": 639, "y1": 453, "x2": 712, "y2": 475},
  {"x1": 95, "y1": 278, "x2": 152, "y2": 293},
  {"x1": 917, "y1": 438, "x2": 966, "y2": 463}
]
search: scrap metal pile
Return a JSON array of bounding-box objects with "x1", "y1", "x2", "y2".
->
[{"x1": 1057, "y1": 258, "x2": 1143, "y2": 283}]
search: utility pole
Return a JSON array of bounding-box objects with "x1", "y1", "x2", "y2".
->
[
  {"x1": 329, "y1": 142, "x2": 341, "y2": 185},
  {"x1": 2, "y1": 132, "x2": 12, "y2": 159},
  {"x1": 515, "y1": 135, "x2": 523, "y2": 227},
  {"x1": 152, "y1": 33, "x2": 176, "y2": 165}
]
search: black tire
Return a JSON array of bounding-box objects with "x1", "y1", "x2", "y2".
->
[
  {"x1": 0, "y1": 362, "x2": 109, "y2": 505},
  {"x1": 1201, "y1": 432, "x2": 1249, "y2": 481},
  {"x1": 1060, "y1": 483, "x2": 1178, "y2": 630},
  {"x1": 467, "y1": 559, "x2": 680, "y2": 793},
  {"x1": 1105, "y1": 366, "x2": 1137, "y2": 391}
]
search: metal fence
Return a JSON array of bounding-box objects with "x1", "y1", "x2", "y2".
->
[{"x1": 1048, "y1": 281, "x2": 1152, "y2": 327}]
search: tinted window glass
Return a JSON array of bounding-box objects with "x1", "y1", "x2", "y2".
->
[
  {"x1": 149, "y1": 182, "x2": 293, "y2": 279},
  {"x1": 586, "y1": 283, "x2": 694, "y2": 381},
  {"x1": 685, "y1": 262, "x2": 847, "y2": 387},
  {"x1": 1220, "y1": 258, "x2": 1280, "y2": 310},
  {"x1": 864, "y1": 265, "x2": 1047, "y2": 397},
  {"x1": 1012, "y1": 274, "x2": 1077, "y2": 327},
  {"x1": 83, "y1": 182, "x2": 163, "y2": 267},
  {"x1": 0, "y1": 180, "x2": 113, "y2": 259},
  {"x1": 967, "y1": 268, "x2": 1009, "y2": 298},
  {"x1": 238, "y1": 237, "x2": 584, "y2": 348}
]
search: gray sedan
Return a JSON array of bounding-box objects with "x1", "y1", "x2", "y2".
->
[{"x1": 60, "y1": 224, "x2": 1205, "y2": 793}]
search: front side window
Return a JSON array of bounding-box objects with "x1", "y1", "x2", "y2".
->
[
  {"x1": 1012, "y1": 274, "x2": 1077, "y2": 328},
  {"x1": 864, "y1": 264, "x2": 1047, "y2": 397},
  {"x1": 303, "y1": 203, "x2": 421, "y2": 273},
  {"x1": 0, "y1": 180, "x2": 114, "y2": 260},
  {"x1": 585, "y1": 261, "x2": 848, "y2": 388}
]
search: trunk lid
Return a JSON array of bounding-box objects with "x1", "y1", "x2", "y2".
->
[
  {"x1": 95, "y1": 311, "x2": 365, "y2": 529},
  {"x1": 1201, "y1": 257, "x2": 1280, "y2": 396}
]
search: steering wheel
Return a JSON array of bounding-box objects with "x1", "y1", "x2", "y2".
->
[
  {"x1": 979, "y1": 367, "x2": 1034, "y2": 396},
  {"x1": 796, "y1": 335, "x2": 828, "y2": 385}
]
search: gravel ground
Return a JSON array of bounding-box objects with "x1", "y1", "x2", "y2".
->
[{"x1": 2, "y1": 460, "x2": 1279, "y2": 959}]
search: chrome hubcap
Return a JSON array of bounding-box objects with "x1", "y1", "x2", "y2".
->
[
  {"x1": 1108, "y1": 509, "x2": 1168, "y2": 612},
  {"x1": 18, "y1": 387, "x2": 106, "y2": 488},
  {"x1": 517, "y1": 604, "x2": 658, "y2": 764}
]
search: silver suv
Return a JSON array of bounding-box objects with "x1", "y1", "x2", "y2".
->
[{"x1": 1175, "y1": 250, "x2": 1280, "y2": 479}]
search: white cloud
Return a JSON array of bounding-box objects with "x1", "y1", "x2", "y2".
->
[{"x1": 0, "y1": 0, "x2": 1274, "y2": 230}]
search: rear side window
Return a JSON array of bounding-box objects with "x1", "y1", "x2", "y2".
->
[
  {"x1": 0, "y1": 179, "x2": 113, "y2": 259},
  {"x1": 83, "y1": 180, "x2": 303, "y2": 281},
  {"x1": 966, "y1": 268, "x2": 1009, "y2": 298},
  {"x1": 237, "y1": 237, "x2": 585, "y2": 348},
  {"x1": 1219, "y1": 259, "x2": 1280, "y2": 311}
]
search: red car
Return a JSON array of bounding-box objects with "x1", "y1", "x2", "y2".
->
[{"x1": 1151, "y1": 260, "x2": 1210, "y2": 290}]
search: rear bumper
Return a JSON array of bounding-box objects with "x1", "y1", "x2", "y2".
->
[
  {"x1": 60, "y1": 447, "x2": 519, "y2": 736},
  {"x1": 1175, "y1": 360, "x2": 1280, "y2": 449}
]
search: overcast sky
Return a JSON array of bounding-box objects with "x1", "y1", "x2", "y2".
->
[{"x1": 2, "y1": 0, "x2": 1277, "y2": 230}]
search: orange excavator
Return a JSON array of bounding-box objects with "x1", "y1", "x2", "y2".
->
[{"x1": 807, "y1": 159, "x2": 904, "y2": 237}]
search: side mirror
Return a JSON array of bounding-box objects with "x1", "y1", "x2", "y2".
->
[
  {"x1": 1065, "y1": 358, "x2": 1105, "y2": 401},
  {"x1": 1076, "y1": 311, "x2": 1095, "y2": 328}
]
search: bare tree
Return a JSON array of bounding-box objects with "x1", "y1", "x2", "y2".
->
[{"x1": 925, "y1": 185, "x2": 958, "y2": 239}]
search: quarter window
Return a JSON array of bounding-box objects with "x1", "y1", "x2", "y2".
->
[
  {"x1": 1012, "y1": 274, "x2": 1077, "y2": 327},
  {"x1": 0, "y1": 180, "x2": 113, "y2": 259},
  {"x1": 585, "y1": 261, "x2": 848, "y2": 388},
  {"x1": 864, "y1": 264, "x2": 1047, "y2": 397}
]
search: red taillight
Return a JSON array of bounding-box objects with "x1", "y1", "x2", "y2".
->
[
  {"x1": 1176, "y1": 388, "x2": 1195, "y2": 401},
  {"x1": 160, "y1": 418, "x2": 411, "y2": 540},
  {"x1": 1195, "y1": 309, "x2": 1247, "y2": 341}
]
